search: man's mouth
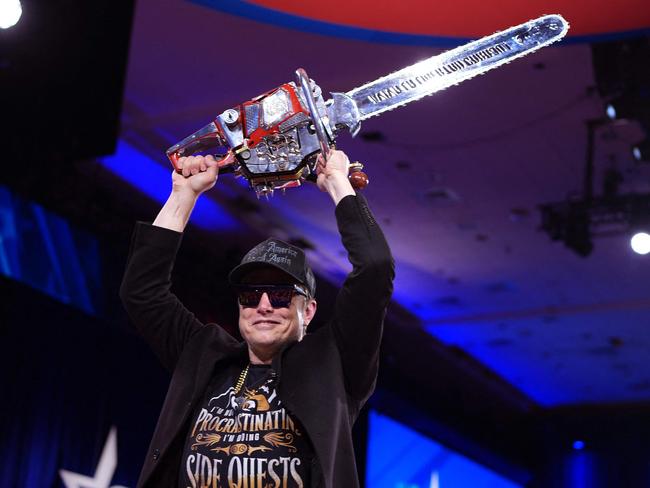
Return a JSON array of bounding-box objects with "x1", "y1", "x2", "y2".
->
[{"x1": 253, "y1": 319, "x2": 280, "y2": 326}]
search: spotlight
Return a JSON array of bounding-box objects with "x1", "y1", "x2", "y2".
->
[
  {"x1": 632, "y1": 139, "x2": 650, "y2": 163},
  {"x1": 573, "y1": 440, "x2": 585, "y2": 451},
  {"x1": 630, "y1": 232, "x2": 650, "y2": 255},
  {"x1": 605, "y1": 95, "x2": 649, "y2": 121},
  {"x1": 0, "y1": 0, "x2": 22, "y2": 29},
  {"x1": 605, "y1": 104, "x2": 617, "y2": 120}
]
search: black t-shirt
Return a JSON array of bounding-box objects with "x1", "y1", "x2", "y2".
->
[{"x1": 179, "y1": 364, "x2": 313, "y2": 488}]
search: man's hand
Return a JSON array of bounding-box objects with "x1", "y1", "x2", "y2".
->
[
  {"x1": 172, "y1": 155, "x2": 220, "y2": 197},
  {"x1": 316, "y1": 149, "x2": 356, "y2": 205},
  {"x1": 153, "y1": 155, "x2": 220, "y2": 233}
]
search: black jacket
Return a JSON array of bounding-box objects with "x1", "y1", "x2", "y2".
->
[{"x1": 120, "y1": 194, "x2": 394, "y2": 487}]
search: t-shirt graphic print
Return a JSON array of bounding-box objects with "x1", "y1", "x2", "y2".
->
[{"x1": 179, "y1": 365, "x2": 313, "y2": 488}]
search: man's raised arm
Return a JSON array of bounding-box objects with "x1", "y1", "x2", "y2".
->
[
  {"x1": 119, "y1": 155, "x2": 221, "y2": 371},
  {"x1": 316, "y1": 150, "x2": 396, "y2": 404}
]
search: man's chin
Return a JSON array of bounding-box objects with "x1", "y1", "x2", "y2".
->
[
  {"x1": 247, "y1": 333, "x2": 298, "y2": 353},
  {"x1": 247, "y1": 333, "x2": 281, "y2": 349}
]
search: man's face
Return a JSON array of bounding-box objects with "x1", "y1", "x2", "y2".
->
[{"x1": 237, "y1": 268, "x2": 316, "y2": 362}]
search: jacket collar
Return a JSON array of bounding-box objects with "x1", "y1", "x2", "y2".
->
[
  {"x1": 191, "y1": 339, "x2": 248, "y2": 400},
  {"x1": 199, "y1": 338, "x2": 297, "y2": 387},
  {"x1": 270, "y1": 339, "x2": 299, "y2": 380}
]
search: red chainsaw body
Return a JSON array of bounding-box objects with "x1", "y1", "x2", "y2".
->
[
  {"x1": 243, "y1": 83, "x2": 309, "y2": 147},
  {"x1": 166, "y1": 83, "x2": 311, "y2": 170},
  {"x1": 165, "y1": 74, "x2": 337, "y2": 197}
]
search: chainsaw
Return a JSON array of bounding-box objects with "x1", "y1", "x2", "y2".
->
[{"x1": 166, "y1": 14, "x2": 569, "y2": 198}]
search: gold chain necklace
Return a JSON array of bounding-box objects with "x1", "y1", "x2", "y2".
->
[{"x1": 234, "y1": 364, "x2": 250, "y2": 395}]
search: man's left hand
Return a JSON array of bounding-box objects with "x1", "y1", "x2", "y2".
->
[{"x1": 316, "y1": 149, "x2": 356, "y2": 204}]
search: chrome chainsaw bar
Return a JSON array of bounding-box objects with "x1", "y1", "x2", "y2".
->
[{"x1": 329, "y1": 15, "x2": 569, "y2": 131}]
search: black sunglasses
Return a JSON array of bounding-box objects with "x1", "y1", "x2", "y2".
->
[{"x1": 235, "y1": 284, "x2": 309, "y2": 308}]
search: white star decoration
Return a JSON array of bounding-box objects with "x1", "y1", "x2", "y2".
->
[
  {"x1": 59, "y1": 426, "x2": 129, "y2": 488},
  {"x1": 430, "y1": 471, "x2": 439, "y2": 488}
]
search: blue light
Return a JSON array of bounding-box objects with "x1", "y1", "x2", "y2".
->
[
  {"x1": 0, "y1": 185, "x2": 99, "y2": 315},
  {"x1": 573, "y1": 440, "x2": 585, "y2": 451},
  {"x1": 567, "y1": 451, "x2": 595, "y2": 488},
  {"x1": 367, "y1": 410, "x2": 523, "y2": 488},
  {"x1": 100, "y1": 140, "x2": 241, "y2": 231}
]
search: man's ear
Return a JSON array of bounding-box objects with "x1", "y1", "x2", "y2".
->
[{"x1": 303, "y1": 299, "x2": 317, "y2": 327}]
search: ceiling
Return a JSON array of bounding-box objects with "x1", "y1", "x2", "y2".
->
[
  {"x1": 199, "y1": 0, "x2": 650, "y2": 40},
  {"x1": 111, "y1": 0, "x2": 650, "y2": 407}
]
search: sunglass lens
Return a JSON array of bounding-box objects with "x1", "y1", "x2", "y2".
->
[
  {"x1": 238, "y1": 290, "x2": 262, "y2": 308},
  {"x1": 267, "y1": 288, "x2": 293, "y2": 308},
  {"x1": 237, "y1": 287, "x2": 296, "y2": 308}
]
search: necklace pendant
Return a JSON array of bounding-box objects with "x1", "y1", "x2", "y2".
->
[{"x1": 234, "y1": 394, "x2": 246, "y2": 410}]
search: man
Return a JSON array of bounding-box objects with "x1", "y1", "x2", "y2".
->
[{"x1": 120, "y1": 149, "x2": 394, "y2": 487}]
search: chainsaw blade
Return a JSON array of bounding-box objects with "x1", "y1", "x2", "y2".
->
[{"x1": 346, "y1": 14, "x2": 569, "y2": 121}]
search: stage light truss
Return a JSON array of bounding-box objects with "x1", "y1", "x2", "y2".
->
[{"x1": 540, "y1": 193, "x2": 650, "y2": 256}]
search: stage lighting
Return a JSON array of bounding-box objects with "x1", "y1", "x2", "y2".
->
[
  {"x1": 573, "y1": 440, "x2": 585, "y2": 451},
  {"x1": 564, "y1": 208, "x2": 593, "y2": 257},
  {"x1": 604, "y1": 95, "x2": 649, "y2": 121},
  {"x1": 540, "y1": 194, "x2": 650, "y2": 257},
  {"x1": 630, "y1": 232, "x2": 650, "y2": 255},
  {"x1": 540, "y1": 202, "x2": 594, "y2": 257},
  {"x1": 0, "y1": 0, "x2": 21, "y2": 29},
  {"x1": 632, "y1": 139, "x2": 650, "y2": 163}
]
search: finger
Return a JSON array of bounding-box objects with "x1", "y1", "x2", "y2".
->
[
  {"x1": 205, "y1": 154, "x2": 223, "y2": 170},
  {"x1": 182, "y1": 156, "x2": 193, "y2": 177},
  {"x1": 207, "y1": 153, "x2": 231, "y2": 170},
  {"x1": 205, "y1": 164, "x2": 219, "y2": 180},
  {"x1": 326, "y1": 149, "x2": 339, "y2": 162},
  {"x1": 177, "y1": 156, "x2": 187, "y2": 171},
  {"x1": 199, "y1": 159, "x2": 207, "y2": 172},
  {"x1": 190, "y1": 157, "x2": 201, "y2": 175},
  {"x1": 316, "y1": 173, "x2": 328, "y2": 192},
  {"x1": 330, "y1": 149, "x2": 344, "y2": 164}
]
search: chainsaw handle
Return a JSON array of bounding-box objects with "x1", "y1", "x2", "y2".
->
[
  {"x1": 296, "y1": 68, "x2": 330, "y2": 161},
  {"x1": 296, "y1": 68, "x2": 367, "y2": 190},
  {"x1": 166, "y1": 120, "x2": 237, "y2": 173},
  {"x1": 169, "y1": 151, "x2": 237, "y2": 175}
]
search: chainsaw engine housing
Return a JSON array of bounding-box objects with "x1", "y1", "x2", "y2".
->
[{"x1": 167, "y1": 80, "x2": 334, "y2": 197}]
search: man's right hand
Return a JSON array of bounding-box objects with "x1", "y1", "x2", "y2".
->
[
  {"x1": 153, "y1": 154, "x2": 221, "y2": 232},
  {"x1": 172, "y1": 155, "x2": 220, "y2": 197}
]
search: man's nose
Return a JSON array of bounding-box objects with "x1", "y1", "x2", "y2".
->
[{"x1": 256, "y1": 292, "x2": 274, "y2": 310}]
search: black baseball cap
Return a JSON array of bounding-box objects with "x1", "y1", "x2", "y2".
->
[{"x1": 229, "y1": 238, "x2": 316, "y2": 297}]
